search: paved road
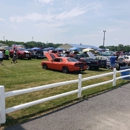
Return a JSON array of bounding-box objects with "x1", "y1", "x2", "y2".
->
[{"x1": 5, "y1": 83, "x2": 130, "y2": 130}]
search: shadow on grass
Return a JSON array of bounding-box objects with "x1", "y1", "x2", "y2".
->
[
  {"x1": 47, "y1": 68, "x2": 109, "y2": 75},
  {"x1": 3, "y1": 81, "x2": 130, "y2": 129}
]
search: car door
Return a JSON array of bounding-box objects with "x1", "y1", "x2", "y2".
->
[{"x1": 51, "y1": 58, "x2": 63, "y2": 70}]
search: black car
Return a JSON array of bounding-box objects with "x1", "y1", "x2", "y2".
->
[
  {"x1": 74, "y1": 52, "x2": 100, "y2": 70},
  {"x1": 35, "y1": 49, "x2": 46, "y2": 59},
  {"x1": 26, "y1": 49, "x2": 36, "y2": 58}
]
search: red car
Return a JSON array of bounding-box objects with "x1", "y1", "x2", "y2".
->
[
  {"x1": 10, "y1": 45, "x2": 32, "y2": 60},
  {"x1": 41, "y1": 52, "x2": 87, "y2": 73},
  {"x1": 9, "y1": 45, "x2": 23, "y2": 58}
]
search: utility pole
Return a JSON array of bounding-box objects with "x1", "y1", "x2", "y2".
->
[
  {"x1": 32, "y1": 37, "x2": 33, "y2": 41},
  {"x1": 103, "y1": 30, "x2": 106, "y2": 47},
  {"x1": 3, "y1": 36, "x2": 5, "y2": 42}
]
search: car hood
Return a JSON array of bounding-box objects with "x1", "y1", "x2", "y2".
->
[
  {"x1": 19, "y1": 50, "x2": 30, "y2": 53},
  {"x1": 87, "y1": 52, "x2": 96, "y2": 59},
  {"x1": 44, "y1": 52, "x2": 57, "y2": 61}
]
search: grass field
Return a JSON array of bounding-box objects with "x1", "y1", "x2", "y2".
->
[{"x1": 0, "y1": 58, "x2": 129, "y2": 128}]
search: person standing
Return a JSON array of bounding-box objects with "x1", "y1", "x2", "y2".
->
[
  {"x1": 5, "y1": 49, "x2": 9, "y2": 60},
  {"x1": 0, "y1": 50, "x2": 4, "y2": 65},
  {"x1": 11, "y1": 48, "x2": 18, "y2": 64},
  {"x1": 110, "y1": 54, "x2": 117, "y2": 70}
]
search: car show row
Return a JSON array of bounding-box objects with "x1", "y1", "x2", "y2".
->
[{"x1": 0, "y1": 44, "x2": 128, "y2": 73}]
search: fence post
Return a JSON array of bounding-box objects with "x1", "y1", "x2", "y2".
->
[
  {"x1": 0, "y1": 86, "x2": 6, "y2": 124},
  {"x1": 78, "y1": 74, "x2": 82, "y2": 98},
  {"x1": 113, "y1": 68, "x2": 116, "y2": 86}
]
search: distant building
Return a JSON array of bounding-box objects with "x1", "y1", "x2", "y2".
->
[{"x1": 57, "y1": 43, "x2": 99, "y2": 51}]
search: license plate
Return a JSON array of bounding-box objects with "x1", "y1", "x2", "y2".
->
[{"x1": 26, "y1": 54, "x2": 29, "y2": 57}]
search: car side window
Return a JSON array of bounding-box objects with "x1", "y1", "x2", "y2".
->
[{"x1": 54, "y1": 58, "x2": 62, "y2": 62}]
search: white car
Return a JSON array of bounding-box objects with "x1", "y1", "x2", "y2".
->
[{"x1": 124, "y1": 55, "x2": 130, "y2": 65}]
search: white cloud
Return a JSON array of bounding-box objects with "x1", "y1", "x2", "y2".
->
[
  {"x1": 10, "y1": 13, "x2": 43, "y2": 23},
  {"x1": 25, "y1": 13, "x2": 43, "y2": 21},
  {"x1": 56, "y1": 7, "x2": 87, "y2": 20},
  {"x1": 34, "y1": 0, "x2": 53, "y2": 4},
  {"x1": 113, "y1": 19, "x2": 130, "y2": 26},
  {"x1": 9, "y1": 6, "x2": 87, "y2": 24},
  {"x1": 10, "y1": 16, "x2": 24, "y2": 23},
  {"x1": 0, "y1": 17, "x2": 5, "y2": 21}
]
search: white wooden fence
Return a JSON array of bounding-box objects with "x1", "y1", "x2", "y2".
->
[{"x1": 0, "y1": 68, "x2": 130, "y2": 124}]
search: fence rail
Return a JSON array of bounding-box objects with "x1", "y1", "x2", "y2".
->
[{"x1": 1, "y1": 68, "x2": 130, "y2": 124}]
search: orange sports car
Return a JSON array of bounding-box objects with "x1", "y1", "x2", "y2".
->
[{"x1": 41, "y1": 52, "x2": 87, "y2": 73}]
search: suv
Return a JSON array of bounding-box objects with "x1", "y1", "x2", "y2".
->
[{"x1": 74, "y1": 52, "x2": 100, "y2": 70}]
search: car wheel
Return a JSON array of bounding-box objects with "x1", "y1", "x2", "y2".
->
[
  {"x1": 95, "y1": 67, "x2": 99, "y2": 70},
  {"x1": 43, "y1": 64, "x2": 48, "y2": 69},
  {"x1": 62, "y1": 67, "x2": 69, "y2": 73}
]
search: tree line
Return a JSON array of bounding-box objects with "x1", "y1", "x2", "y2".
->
[
  {"x1": 99, "y1": 44, "x2": 130, "y2": 52},
  {"x1": 0, "y1": 40, "x2": 62, "y2": 49},
  {"x1": 1, "y1": 40, "x2": 130, "y2": 52}
]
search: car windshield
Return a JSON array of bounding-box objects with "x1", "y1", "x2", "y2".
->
[{"x1": 67, "y1": 57, "x2": 78, "y2": 62}]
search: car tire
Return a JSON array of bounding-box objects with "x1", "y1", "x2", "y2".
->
[
  {"x1": 95, "y1": 67, "x2": 99, "y2": 70},
  {"x1": 62, "y1": 67, "x2": 69, "y2": 73},
  {"x1": 43, "y1": 64, "x2": 48, "y2": 69}
]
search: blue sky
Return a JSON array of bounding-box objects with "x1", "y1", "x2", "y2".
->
[{"x1": 0, "y1": 0, "x2": 130, "y2": 47}]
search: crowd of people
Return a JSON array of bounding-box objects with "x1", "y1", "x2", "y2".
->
[{"x1": 0, "y1": 48, "x2": 18, "y2": 65}]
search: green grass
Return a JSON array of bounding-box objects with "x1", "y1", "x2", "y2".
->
[{"x1": 0, "y1": 58, "x2": 129, "y2": 128}]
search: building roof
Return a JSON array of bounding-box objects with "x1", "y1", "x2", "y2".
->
[
  {"x1": 57, "y1": 43, "x2": 100, "y2": 51},
  {"x1": 68, "y1": 43, "x2": 100, "y2": 50}
]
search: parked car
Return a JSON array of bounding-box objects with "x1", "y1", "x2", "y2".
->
[
  {"x1": 27, "y1": 47, "x2": 42, "y2": 58},
  {"x1": 74, "y1": 52, "x2": 100, "y2": 70},
  {"x1": 41, "y1": 52, "x2": 87, "y2": 73},
  {"x1": 26, "y1": 49, "x2": 36, "y2": 58},
  {"x1": 118, "y1": 56, "x2": 127, "y2": 68},
  {"x1": 16, "y1": 48, "x2": 32, "y2": 60},
  {"x1": 9, "y1": 45, "x2": 24, "y2": 58},
  {"x1": 124, "y1": 55, "x2": 130, "y2": 64},
  {"x1": 35, "y1": 49, "x2": 46, "y2": 59},
  {"x1": 96, "y1": 56, "x2": 109, "y2": 69},
  {"x1": 10, "y1": 46, "x2": 32, "y2": 60}
]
